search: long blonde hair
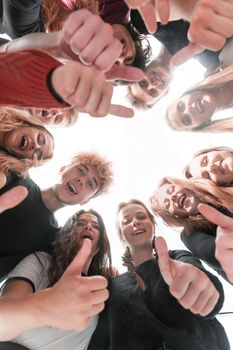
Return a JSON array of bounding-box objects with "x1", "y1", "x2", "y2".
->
[
  {"x1": 166, "y1": 63, "x2": 233, "y2": 133},
  {"x1": 0, "y1": 108, "x2": 53, "y2": 175},
  {"x1": 150, "y1": 176, "x2": 233, "y2": 234},
  {"x1": 42, "y1": 0, "x2": 99, "y2": 32}
]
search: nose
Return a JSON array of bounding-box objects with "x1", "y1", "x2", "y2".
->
[
  {"x1": 132, "y1": 218, "x2": 140, "y2": 227},
  {"x1": 210, "y1": 161, "x2": 220, "y2": 173},
  {"x1": 78, "y1": 178, "x2": 83, "y2": 187},
  {"x1": 84, "y1": 222, "x2": 93, "y2": 231}
]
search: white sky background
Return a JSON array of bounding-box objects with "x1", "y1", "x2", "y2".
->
[{"x1": 29, "y1": 37, "x2": 233, "y2": 344}]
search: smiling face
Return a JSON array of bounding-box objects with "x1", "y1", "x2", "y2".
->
[
  {"x1": 55, "y1": 163, "x2": 101, "y2": 205},
  {"x1": 130, "y1": 61, "x2": 171, "y2": 106},
  {"x1": 112, "y1": 24, "x2": 136, "y2": 66},
  {"x1": 118, "y1": 203, "x2": 154, "y2": 248},
  {"x1": 76, "y1": 212, "x2": 100, "y2": 257},
  {"x1": 1, "y1": 125, "x2": 54, "y2": 161},
  {"x1": 187, "y1": 150, "x2": 233, "y2": 185},
  {"x1": 167, "y1": 90, "x2": 217, "y2": 130},
  {"x1": 157, "y1": 183, "x2": 201, "y2": 217},
  {"x1": 28, "y1": 109, "x2": 68, "y2": 126}
]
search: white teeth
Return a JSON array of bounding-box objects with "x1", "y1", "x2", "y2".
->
[
  {"x1": 132, "y1": 230, "x2": 144, "y2": 236},
  {"x1": 19, "y1": 136, "x2": 28, "y2": 150},
  {"x1": 81, "y1": 234, "x2": 93, "y2": 240},
  {"x1": 67, "y1": 182, "x2": 77, "y2": 194}
]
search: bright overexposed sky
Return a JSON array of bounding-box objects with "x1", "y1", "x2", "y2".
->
[{"x1": 29, "y1": 37, "x2": 233, "y2": 345}]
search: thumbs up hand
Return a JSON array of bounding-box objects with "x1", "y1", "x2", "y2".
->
[
  {"x1": 40, "y1": 239, "x2": 109, "y2": 331},
  {"x1": 198, "y1": 204, "x2": 233, "y2": 283},
  {"x1": 155, "y1": 236, "x2": 219, "y2": 316}
]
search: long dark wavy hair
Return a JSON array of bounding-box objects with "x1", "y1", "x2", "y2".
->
[{"x1": 48, "y1": 209, "x2": 113, "y2": 286}]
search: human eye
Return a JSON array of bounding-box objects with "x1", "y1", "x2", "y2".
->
[
  {"x1": 77, "y1": 166, "x2": 84, "y2": 175},
  {"x1": 77, "y1": 221, "x2": 85, "y2": 227},
  {"x1": 122, "y1": 217, "x2": 130, "y2": 225},
  {"x1": 38, "y1": 133, "x2": 45, "y2": 145},
  {"x1": 202, "y1": 171, "x2": 210, "y2": 180},
  {"x1": 168, "y1": 185, "x2": 174, "y2": 194},
  {"x1": 149, "y1": 89, "x2": 158, "y2": 97},
  {"x1": 137, "y1": 213, "x2": 147, "y2": 220},
  {"x1": 55, "y1": 114, "x2": 63, "y2": 125},
  {"x1": 201, "y1": 156, "x2": 208, "y2": 166},
  {"x1": 181, "y1": 114, "x2": 192, "y2": 126},
  {"x1": 164, "y1": 199, "x2": 170, "y2": 210},
  {"x1": 177, "y1": 100, "x2": 185, "y2": 112},
  {"x1": 93, "y1": 223, "x2": 100, "y2": 230}
]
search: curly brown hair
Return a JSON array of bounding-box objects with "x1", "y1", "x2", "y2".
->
[{"x1": 69, "y1": 151, "x2": 113, "y2": 196}]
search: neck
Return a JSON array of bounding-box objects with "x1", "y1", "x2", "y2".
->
[
  {"x1": 41, "y1": 186, "x2": 66, "y2": 213},
  {"x1": 130, "y1": 245, "x2": 154, "y2": 267}
]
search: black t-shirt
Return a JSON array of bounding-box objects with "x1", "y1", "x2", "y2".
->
[
  {"x1": 130, "y1": 10, "x2": 220, "y2": 69},
  {"x1": 0, "y1": 173, "x2": 58, "y2": 279},
  {"x1": 0, "y1": 0, "x2": 44, "y2": 38}
]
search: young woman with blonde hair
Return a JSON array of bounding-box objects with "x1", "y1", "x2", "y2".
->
[
  {"x1": 0, "y1": 209, "x2": 113, "y2": 349},
  {"x1": 0, "y1": 108, "x2": 54, "y2": 177},
  {"x1": 183, "y1": 146, "x2": 233, "y2": 186},
  {"x1": 166, "y1": 63, "x2": 233, "y2": 133},
  {"x1": 150, "y1": 176, "x2": 233, "y2": 282}
]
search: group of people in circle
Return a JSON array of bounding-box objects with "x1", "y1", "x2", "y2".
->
[{"x1": 0, "y1": 0, "x2": 233, "y2": 349}]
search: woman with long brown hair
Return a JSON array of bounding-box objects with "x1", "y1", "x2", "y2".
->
[
  {"x1": 150, "y1": 176, "x2": 233, "y2": 283},
  {"x1": 166, "y1": 63, "x2": 233, "y2": 133},
  {"x1": 88, "y1": 199, "x2": 229, "y2": 350},
  {"x1": 0, "y1": 208, "x2": 113, "y2": 349}
]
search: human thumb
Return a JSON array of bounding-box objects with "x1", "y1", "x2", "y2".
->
[
  {"x1": 155, "y1": 236, "x2": 172, "y2": 285},
  {"x1": 63, "y1": 238, "x2": 92, "y2": 277},
  {"x1": 198, "y1": 204, "x2": 233, "y2": 230}
]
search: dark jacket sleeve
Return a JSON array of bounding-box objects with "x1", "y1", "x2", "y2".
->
[
  {"x1": 0, "y1": 342, "x2": 29, "y2": 350},
  {"x1": 2, "y1": 0, "x2": 44, "y2": 38},
  {"x1": 181, "y1": 230, "x2": 230, "y2": 282},
  {"x1": 136, "y1": 251, "x2": 225, "y2": 319}
]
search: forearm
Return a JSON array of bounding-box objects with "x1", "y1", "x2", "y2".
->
[
  {"x1": 0, "y1": 289, "x2": 51, "y2": 340},
  {"x1": 0, "y1": 32, "x2": 58, "y2": 55}
]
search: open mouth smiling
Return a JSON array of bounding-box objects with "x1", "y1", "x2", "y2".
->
[
  {"x1": 178, "y1": 193, "x2": 186, "y2": 209},
  {"x1": 132, "y1": 229, "x2": 146, "y2": 236},
  {"x1": 194, "y1": 98, "x2": 205, "y2": 113},
  {"x1": 19, "y1": 135, "x2": 28, "y2": 150},
  {"x1": 67, "y1": 181, "x2": 77, "y2": 195},
  {"x1": 81, "y1": 233, "x2": 93, "y2": 240}
]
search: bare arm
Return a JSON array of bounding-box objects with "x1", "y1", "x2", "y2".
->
[{"x1": 0, "y1": 240, "x2": 109, "y2": 341}]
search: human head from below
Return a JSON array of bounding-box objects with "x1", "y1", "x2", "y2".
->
[
  {"x1": 27, "y1": 107, "x2": 78, "y2": 127},
  {"x1": 184, "y1": 146, "x2": 233, "y2": 186},
  {"x1": 54, "y1": 151, "x2": 113, "y2": 206},
  {"x1": 149, "y1": 176, "x2": 233, "y2": 233},
  {"x1": 116, "y1": 199, "x2": 156, "y2": 250},
  {"x1": 48, "y1": 208, "x2": 112, "y2": 284},
  {"x1": 0, "y1": 108, "x2": 54, "y2": 175},
  {"x1": 42, "y1": 0, "x2": 151, "y2": 72},
  {"x1": 127, "y1": 56, "x2": 172, "y2": 109},
  {"x1": 166, "y1": 87, "x2": 218, "y2": 131},
  {"x1": 112, "y1": 23, "x2": 151, "y2": 71}
]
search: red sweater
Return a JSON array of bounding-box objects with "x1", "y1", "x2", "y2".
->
[{"x1": 0, "y1": 49, "x2": 69, "y2": 109}]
